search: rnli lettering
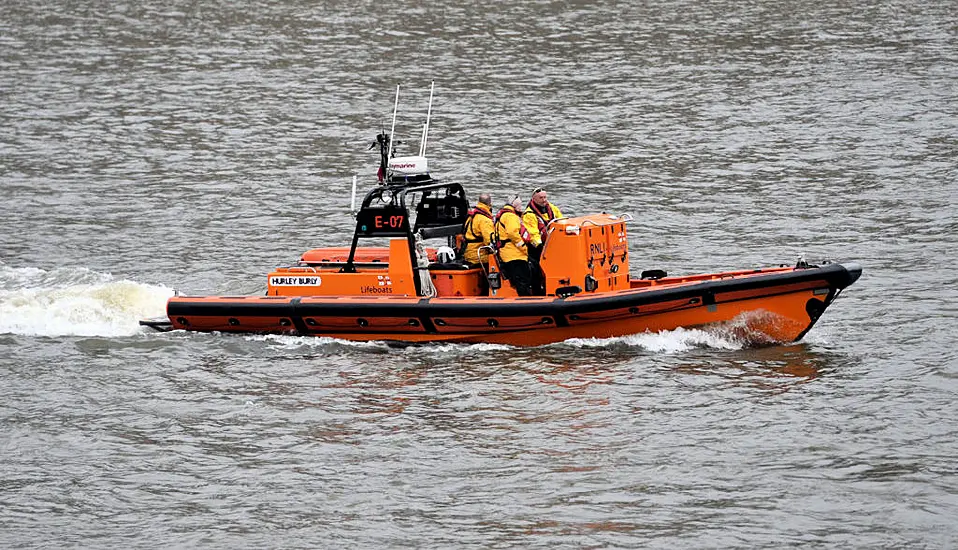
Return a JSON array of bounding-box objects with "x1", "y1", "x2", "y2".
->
[
  {"x1": 270, "y1": 276, "x2": 323, "y2": 286},
  {"x1": 374, "y1": 215, "x2": 406, "y2": 229},
  {"x1": 589, "y1": 243, "x2": 605, "y2": 256},
  {"x1": 361, "y1": 285, "x2": 393, "y2": 294}
]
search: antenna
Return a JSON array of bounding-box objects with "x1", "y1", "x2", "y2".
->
[
  {"x1": 420, "y1": 80, "x2": 435, "y2": 156},
  {"x1": 387, "y1": 84, "x2": 400, "y2": 161},
  {"x1": 350, "y1": 175, "x2": 357, "y2": 213}
]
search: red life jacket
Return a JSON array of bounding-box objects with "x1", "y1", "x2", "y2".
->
[
  {"x1": 526, "y1": 201, "x2": 557, "y2": 232},
  {"x1": 495, "y1": 205, "x2": 530, "y2": 248},
  {"x1": 463, "y1": 206, "x2": 494, "y2": 244}
]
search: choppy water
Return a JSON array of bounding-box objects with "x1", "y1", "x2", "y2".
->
[{"x1": 2, "y1": 1, "x2": 957, "y2": 548}]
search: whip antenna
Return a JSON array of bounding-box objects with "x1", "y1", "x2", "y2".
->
[
  {"x1": 420, "y1": 80, "x2": 435, "y2": 156},
  {"x1": 350, "y1": 175, "x2": 357, "y2": 213},
  {"x1": 386, "y1": 85, "x2": 400, "y2": 162}
]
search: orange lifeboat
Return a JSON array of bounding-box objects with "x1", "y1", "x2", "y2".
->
[
  {"x1": 141, "y1": 181, "x2": 860, "y2": 346},
  {"x1": 140, "y1": 85, "x2": 861, "y2": 346}
]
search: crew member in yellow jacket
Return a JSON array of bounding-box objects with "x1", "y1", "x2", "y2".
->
[
  {"x1": 523, "y1": 187, "x2": 563, "y2": 295},
  {"x1": 462, "y1": 193, "x2": 495, "y2": 267},
  {"x1": 494, "y1": 197, "x2": 533, "y2": 296}
]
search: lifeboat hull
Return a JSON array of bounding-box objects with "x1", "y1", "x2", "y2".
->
[{"x1": 148, "y1": 263, "x2": 861, "y2": 347}]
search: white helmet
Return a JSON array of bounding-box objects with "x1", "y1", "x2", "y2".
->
[{"x1": 436, "y1": 246, "x2": 457, "y2": 264}]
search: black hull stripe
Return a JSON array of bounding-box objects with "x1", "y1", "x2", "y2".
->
[
  {"x1": 285, "y1": 285, "x2": 832, "y2": 337},
  {"x1": 169, "y1": 264, "x2": 860, "y2": 320}
]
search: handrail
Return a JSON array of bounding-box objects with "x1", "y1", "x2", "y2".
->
[
  {"x1": 298, "y1": 261, "x2": 388, "y2": 269},
  {"x1": 419, "y1": 224, "x2": 463, "y2": 239}
]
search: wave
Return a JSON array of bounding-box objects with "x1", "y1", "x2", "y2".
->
[
  {"x1": 246, "y1": 334, "x2": 516, "y2": 354},
  {"x1": 559, "y1": 326, "x2": 747, "y2": 353},
  {"x1": 244, "y1": 333, "x2": 392, "y2": 350},
  {"x1": 243, "y1": 327, "x2": 745, "y2": 354},
  {"x1": 0, "y1": 265, "x2": 173, "y2": 337}
]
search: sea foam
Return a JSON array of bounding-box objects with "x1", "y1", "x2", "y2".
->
[{"x1": 0, "y1": 265, "x2": 173, "y2": 337}]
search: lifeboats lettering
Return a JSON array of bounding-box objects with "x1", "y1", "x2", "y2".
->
[
  {"x1": 374, "y1": 215, "x2": 406, "y2": 229},
  {"x1": 361, "y1": 285, "x2": 393, "y2": 294},
  {"x1": 270, "y1": 276, "x2": 323, "y2": 286}
]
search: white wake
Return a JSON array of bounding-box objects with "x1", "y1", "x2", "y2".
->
[{"x1": 0, "y1": 265, "x2": 173, "y2": 337}]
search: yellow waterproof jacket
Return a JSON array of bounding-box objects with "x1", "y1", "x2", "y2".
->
[
  {"x1": 494, "y1": 206, "x2": 529, "y2": 263},
  {"x1": 462, "y1": 204, "x2": 495, "y2": 265},
  {"x1": 523, "y1": 202, "x2": 563, "y2": 247}
]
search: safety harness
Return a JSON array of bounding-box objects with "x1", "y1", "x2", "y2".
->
[
  {"x1": 488, "y1": 205, "x2": 531, "y2": 283},
  {"x1": 526, "y1": 201, "x2": 557, "y2": 233},
  {"x1": 462, "y1": 206, "x2": 493, "y2": 244},
  {"x1": 494, "y1": 205, "x2": 530, "y2": 249},
  {"x1": 458, "y1": 205, "x2": 494, "y2": 258}
]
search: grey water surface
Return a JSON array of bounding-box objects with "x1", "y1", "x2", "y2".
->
[{"x1": 2, "y1": 1, "x2": 957, "y2": 548}]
